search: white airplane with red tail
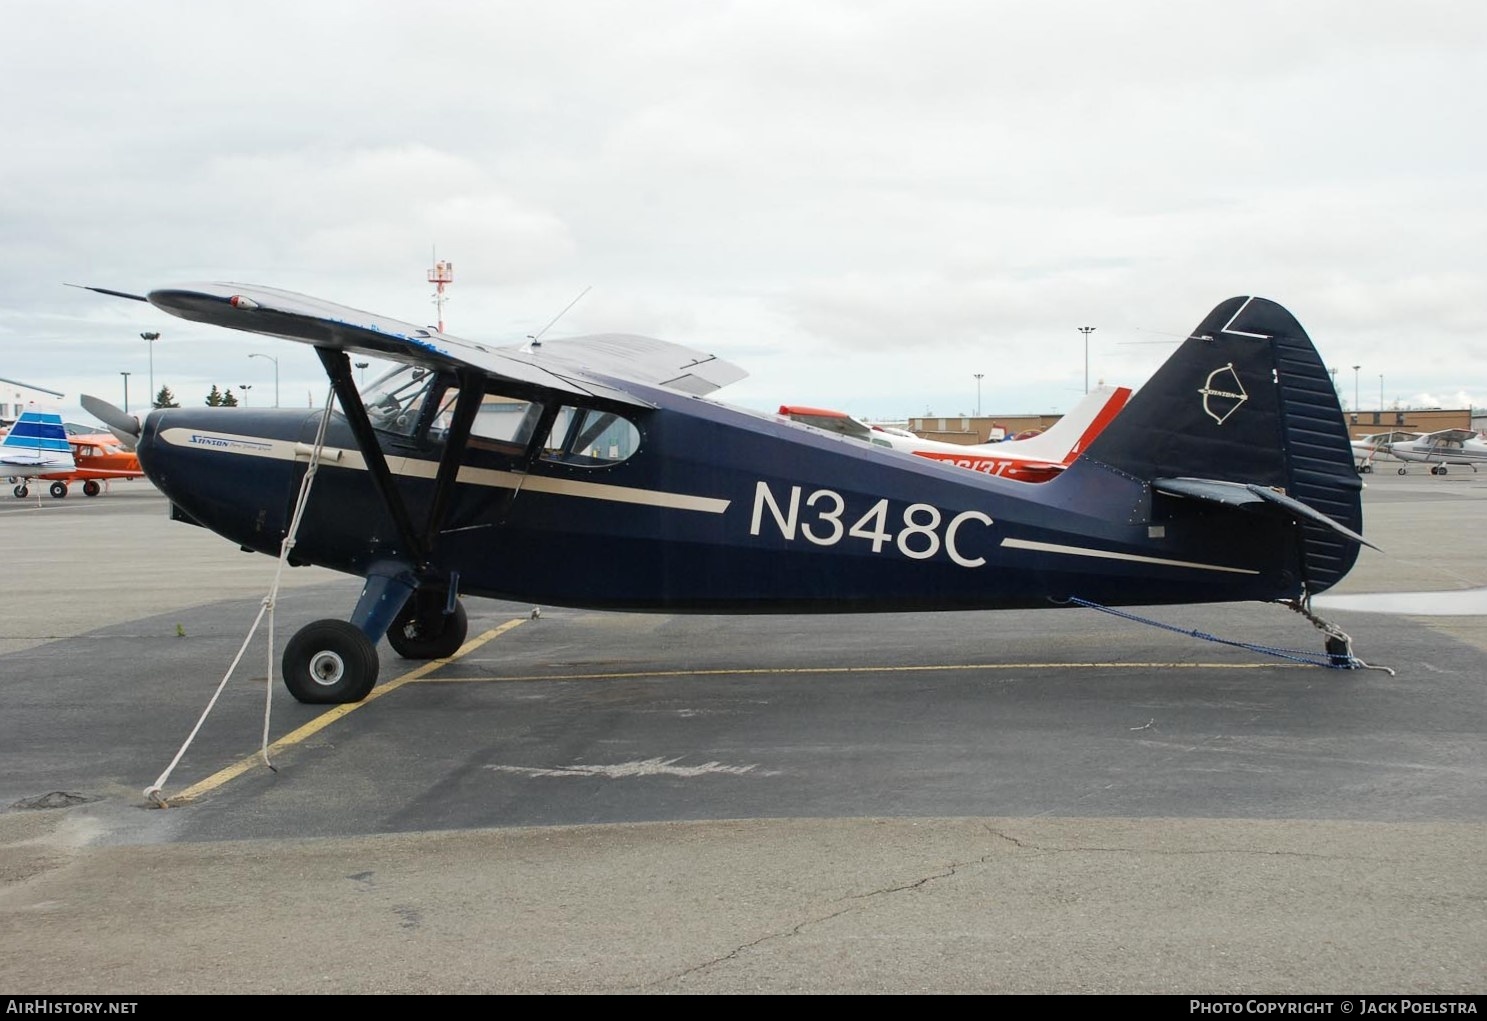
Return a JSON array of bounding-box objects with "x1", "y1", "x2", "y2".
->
[{"x1": 780, "y1": 384, "x2": 1133, "y2": 483}]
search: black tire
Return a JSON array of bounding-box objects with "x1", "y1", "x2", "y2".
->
[
  {"x1": 49, "y1": 482, "x2": 67, "y2": 499},
  {"x1": 282, "y1": 619, "x2": 380, "y2": 704},
  {"x1": 1398, "y1": 467, "x2": 1408, "y2": 475},
  {"x1": 12, "y1": 484, "x2": 27, "y2": 498},
  {"x1": 83, "y1": 480, "x2": 101, "y2": 496},
  {"x1": 386, "y1": 598, "x2": 469, "y2": 660}
]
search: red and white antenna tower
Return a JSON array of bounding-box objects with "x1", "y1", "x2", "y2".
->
[{"x1": 427, "y1": 252, "x2": 454, "y2": 332}]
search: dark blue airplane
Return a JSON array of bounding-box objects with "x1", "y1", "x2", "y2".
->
[{"x1": 81, "y1": 284, "x2": 1368, "y2": 704}]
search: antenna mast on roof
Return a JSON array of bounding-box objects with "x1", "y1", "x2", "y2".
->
[{"x1": 427, "y1": 249, "x2": 454, "y2": 332}]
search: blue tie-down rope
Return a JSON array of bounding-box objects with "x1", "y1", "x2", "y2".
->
[{"x1": 1054, "y1": 596, "x2": 1395, "y2": 675}]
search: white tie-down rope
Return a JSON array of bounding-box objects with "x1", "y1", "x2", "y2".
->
[{"x1": 145, "y1": 385, "x2": 340, "y2": 806}]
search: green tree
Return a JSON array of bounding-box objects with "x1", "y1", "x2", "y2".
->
[
  {"x1": 153, "y1": 385, "x2": 180, "y2": 409},
  {"x1": 220, "y1": 389, "x2": 238, "y2": 407},
  {"x1": 205, "y1": 384, "x2": 224, "y2": 407}
]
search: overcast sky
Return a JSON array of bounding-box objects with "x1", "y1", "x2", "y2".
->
[{"x1": 2, "y1": 0, "x2": 1484, "y2": 426}]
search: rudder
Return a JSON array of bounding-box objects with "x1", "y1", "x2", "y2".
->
[{"x1": 1081, "y1": 296, "x2": 1362, "y2": 593}]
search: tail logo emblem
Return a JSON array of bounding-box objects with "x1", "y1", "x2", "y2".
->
[{"x1": 1199, "y1": 364, "x2": 1248, "y2": 424}]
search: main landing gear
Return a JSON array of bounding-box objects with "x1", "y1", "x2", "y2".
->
[
  {"x1": 279, "y1": 584, "x2": 469, "y2": 705},
  {"x1": 386, "y1": 596, "x2": 469, "y2": 660},
  {"x1": 10, "y1": 482, "x2": 87, "y2": 498},
  {"x1": 282, "y1": 620, "x2": 380, "y2": 704}
]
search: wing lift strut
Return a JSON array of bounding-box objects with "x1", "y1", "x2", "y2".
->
[{"x1": 315, "y1": 348, "x2": 487, "y2": 666}]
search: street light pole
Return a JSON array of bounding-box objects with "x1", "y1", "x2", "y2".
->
[
  {"x1": 141, "y1": 332, "x2": 159, "y2": 407},
  {"x1": 973, "y1": 373, "x2": 983, "y2": 416},
  {"x1": 1352, "y1": 365, "x2": 1360, "y2": 412},
  {"x1": 120, "y1": 371, "x2": 131, "y2": 414},
  {"x1": 355, "y1": 361, "x2": 369, "y2": 388},
  {"x1": 249, "y1": 353, "x2": 280, "y2": 407},
  {"x1": 1379, "y1": 374, "x2": 1384, "y2": 413},
  {"x1": 1077, "y1": 327, "x2": 1096, "y2": 393},
  {"x1": 238, "y1": 383, "x2": 252, "y2": 407}
]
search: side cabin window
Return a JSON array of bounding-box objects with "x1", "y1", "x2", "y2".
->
[
  {"x1": 539, "y1": 405, "x2": 640, "y2": 467},
  {"x1": 360, "y1": 365, "x2": 638, "y2": 467}
]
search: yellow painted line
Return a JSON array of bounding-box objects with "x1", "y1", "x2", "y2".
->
[
  {"x1": 161, "y1": 617, "x2": 527, "y2": 806},
  {"x1": 431, "y1": 660, "x2": 1314, "y2": 684}
]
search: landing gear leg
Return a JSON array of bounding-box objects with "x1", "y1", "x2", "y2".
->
[{"x1": 281, "y1": 564, "x2": 415, "y2": 704}]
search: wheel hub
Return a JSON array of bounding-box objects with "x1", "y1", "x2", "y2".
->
[{"x1": 308, "y1": 649, "x2": 346, "y2": 686}]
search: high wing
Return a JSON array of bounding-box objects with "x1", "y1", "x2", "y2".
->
[
  {"x1": 144, "y1": 282, "x2": 748, "y2": 403},
  {"x1": 1418, "y1": 428, "x2": 1480, "y2": 444}
]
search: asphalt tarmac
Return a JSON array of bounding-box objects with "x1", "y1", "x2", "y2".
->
[{"x1": 0, "y1": 471, "x2": 1483, "y2": 995}]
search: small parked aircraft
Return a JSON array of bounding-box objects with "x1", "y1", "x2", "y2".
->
[
  {"x1": 781, "y1": 384, "x2": 1132, "y2": 483},
  {"x1": 1350, "y1": 430, "x2": 1419, "y2": 474},
  {"x1": 80, "y1": 284, "x2": 1367, "y2": 704},
  {"x1": 2, "y1": 410, "x2": 75, "y2": 494},
  {"x1": 1381, "y1": 428, "x2": 1487, "y2": 475},
  {"x1": 21, "y1": 432, "x2": 146, "y2": 498}
]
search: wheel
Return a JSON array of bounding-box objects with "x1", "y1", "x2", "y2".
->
[
  {"x1": 1397, "y1": 467, "x2": 1408, "y2": 475},
  {"x1": 282, "y1": 619, "x2": 380, "y2": 704},
  {"x1": 386, "y1": 597, "x2": 469, "y2": 660},
  {"x1": 1359, "y1": 464, "x2": 1372, "y2": 474},
  {"x1": 82, "y1": 480, "x2": 101, "y2": 497},
  {"x1": 49, "y1": 482, "x2": 67, "y2": 499},
  {"x1": 12, "y1": 484, "x2": 27, "y2": 498},
  {"x1": 1432, "y1": 465, "x2": 1447, "y2": 476}
]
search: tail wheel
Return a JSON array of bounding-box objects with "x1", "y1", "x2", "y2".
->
[
  {"x1": 83, "y1": 480, "x2": 101, "y2": 496},
  {"x1": 282, "y1": 620, "x2": 380, "y2": 704},
  {"x1": 386, "y1": 598, "x2": 469, "y2": 660},
  {"x1": 12, "y1": 484, "x2": 27, "y2": 498},
  {"x1": 49, "y1": 482, "x2": 67, "y2": 499}
]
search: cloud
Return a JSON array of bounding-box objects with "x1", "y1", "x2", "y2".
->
[{"x1": 1, "y1": 1, "x2": 1484, "y2": 424}]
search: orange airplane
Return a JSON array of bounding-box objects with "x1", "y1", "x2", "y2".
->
[{"x1": 17, "y1": 431, "x2": 146, "y2": 498}]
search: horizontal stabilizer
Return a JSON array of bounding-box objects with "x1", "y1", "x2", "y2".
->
[{"x1": 1153, "y1": 477, "x2": 1376, "y2": 550}]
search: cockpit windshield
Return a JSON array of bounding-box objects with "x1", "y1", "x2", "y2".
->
[{"x1": 361, "y1": 365, "x2": 440, "y2": 437}]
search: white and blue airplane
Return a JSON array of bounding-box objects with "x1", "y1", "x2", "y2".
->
[
  {"x1": 79, "y1": 284, "x2": 1369, "y2": 704},
  {"x1": 1381, "y1": 428, "x2": 1487, "y2": 475},
  {"x1": 2, "y1": 409, "x2": 76, "y2": 496}
]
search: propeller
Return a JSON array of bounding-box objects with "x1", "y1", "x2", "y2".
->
[{"x1": 80, "y1": 394, "x2": 142, "y2": 451}]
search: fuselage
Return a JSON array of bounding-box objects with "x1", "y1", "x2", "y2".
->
[
  {"x1": 38, "y1": 435, "x2": 143, "y2": 483},
  {"x1": 1390, "y1": 439, "x2": 1487, "y2": 465},
  {"x1": 134, "y1": 372, "x2": 1312, "y2": 613}
]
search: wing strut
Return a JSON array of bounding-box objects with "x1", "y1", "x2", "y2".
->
[
  {"x1": 421, "y1": 369, "x2": 485, "y2": 554},
  {"x1": 315, "y1": 347, "x2": 428, "y2": 567},
  {"x1": 315, "y1": 349, "x2": 487, "y2": 577}
]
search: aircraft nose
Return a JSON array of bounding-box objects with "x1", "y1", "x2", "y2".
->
[{"x1": 136, "y1": 409, "x2": 302, "y2": 553}]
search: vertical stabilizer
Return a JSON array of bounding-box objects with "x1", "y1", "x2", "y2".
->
[
  {"x1": 1, "y1": 411, "x2": 75, "y2": 472},
  {"x1": 1081, "y1": 297, "x2": 1362, "y2": 592}
]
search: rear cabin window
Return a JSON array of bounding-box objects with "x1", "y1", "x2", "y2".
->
[{"x1": 539, "y1": 405, "x2": 640, "y2": 466}]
